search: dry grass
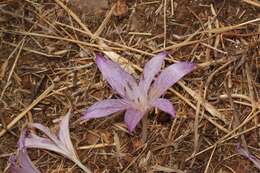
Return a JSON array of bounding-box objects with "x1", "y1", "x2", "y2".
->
[{"x1": 0, "y1": 0, "x2": 260, "y2": 172}]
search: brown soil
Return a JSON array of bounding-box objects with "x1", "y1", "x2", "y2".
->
[{"x1": 0, "y1": 0, "x2": 260, "y2": 172}]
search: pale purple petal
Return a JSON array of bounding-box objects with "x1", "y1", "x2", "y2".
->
[
  {"x1": 17, "y1": 129, "x2": 27, "y2": 149},
  {"x1": 28, "y1": 123, "x2": 60, "y2": 145},
  {"x1": 150, "y1": 61, "x2": 196, "y2": 98},
  {"x1": 25, "y1": 111, "x2": 92, "y2": 173},
  {"x1": 26, "y1": 121, "x2": 72, "y2": 158},
  {"x1": 237, "y1": 145, "x2": 260, "y2": 170},
  {"x1": 96, "y1": 54, "x2": 137, "y2": 98},
  {"x1": 57, "y1": 113, "x2": 93, "y2": 173},
  {"x1": 58, "y1": 110, "x2": 75, "y2": 156},
  {"x1": 82, "y1": 99, "x2": 130, "y2": 120},
  {"x1": 139, "y1": 52, "x2": 167, "y2": 93},
  {"x1": 152, "y1": 98, "x2": 176, "y2": 118},
  {"x1": 9, "y1": 130, "x2": 40, "y2": 173},
  {"x1": 124, "y1": 109, "x2": 145, "y2": 132},
  {"x1": 9, "y1": 152, "x2": 40, "y2": 173},
  {"x1": 25, "y1": 134, "x2": 66, "y2": 155}
]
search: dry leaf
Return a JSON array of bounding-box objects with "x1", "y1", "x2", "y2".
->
[
  {"x1": 85, "y1": 132, "x2": 99, "y2": 145},
  {"x1": 113, "y1": 0, "x2": 128, "y2": 17}
]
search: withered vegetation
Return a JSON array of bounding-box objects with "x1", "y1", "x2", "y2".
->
[{"x1": 0, "y1": 0, "x2": 259, "y2": 172}]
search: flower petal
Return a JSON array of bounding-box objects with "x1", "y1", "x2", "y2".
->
[
  {"x1": 152, "y1": 98, "x2": 176, "y2": 118},
  {"x1": 57, "y1": 113, "x2": 93, "y2": 173},
  {"x1": 10, "y1": 130, "x2": 40, "y2": 173},
  {"x1": 124, "y1": 109, "x2": 144, "y2": 132},
  {"x1": 28, "y1": 123, "x2": 60, "y2": 145},
  {"x1": 25, "y1": 111, "x2": 92, "y2": 173},
  {"x1": 25, "y1": 134, "x2": 66, "y2": 156},
  {"x1": 150, "y1": 61, "x2": 196, "y2": 98},
  {"x1": 96, "y1": 54, "x2": 137, "y2": 98},
  {"x1": 9, "y1": 151, "x2": 40, "y2": 173},
  {"x1": 82, "y1": 99, "x2": 129, "y2": 120},
  {"x1": 139, "y1": 52, "x2": 167, "y2": 93},
  {"x1": 58, "y1": 110, "x2": 76, "y2": 157}
]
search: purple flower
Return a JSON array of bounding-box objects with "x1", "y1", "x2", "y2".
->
[
  {"x1": 82, "y1": 52, "x2": 196, "y2": 132},
  {"x1": 9, "y1": 129, "x2": 40, "y2": 173},
  {"x1": 24, "y1": 110, "x2": 92, "y2": 173},
  {"x1": 237, "y1": 144, "x2": 260, "y2": 170}
]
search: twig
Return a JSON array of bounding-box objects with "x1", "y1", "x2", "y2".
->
[
  {"x1": 53, "y1": 0, "x2": 93, "y2": 37},
  {"x1": 178, "y1": 81, "x2": 228, "y2": 123},
  {"x1": 204, "y1": 18, "x2": 260, "y2": 34},
  {"x1": 93, "y1": 4, "x2": 115, "y2": 39},
  {"x1": 7, "y1": 39, "x2": 25, "y2": 82},
  {"x1": 224, "y1": 80, "x2": 248, "y2": 151},
  {"x1": 203, "y1": 145, "x2": 216, "y2": 173},
  {"x1": 190, "y1": 91, "x2": 201, "y2": 167},
  {"x1": 186, "y1": 110, "x2": 260, "y2": 161},
  {"x1": 170, "y1": 88, "x2": 229, "y2": 133},
  {"x1": 163, "y1": 0, "x2": 167, "y2": 48},
  {"x1": 153, "y1": 38, "x2": 209, "y2": 53},
  {"x1": 121, "y1": 144, "x2": 147, "y2": 173},
  {"x1": 2, "y1": 41, "x2": 61, "y2": 57},
  {"x1": 0, "y1": 84, "x2": 54, "y2": 137},
  {"x1": 152, "y1": 165, "x2": 185, "y2": 173},
  {"x1": 78, "y1": 143, "x2": 116, "y2": 150},
  {"x1": 241, "y1": 0, "x2": 260, "y2": 7}
]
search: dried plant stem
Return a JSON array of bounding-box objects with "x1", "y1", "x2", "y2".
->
[
  {"x1": 186, "y1": 110, "x2": 260, "y2": 161},
  {"x1": 203, "y1": 144, "x2": 216, "y2": 173},
  {"x1": 242, "y1": 0, "x2": 260, "y2": 7},
  {"x1": 142, "y1": 114, "x2": 148, "y2": 142},
  {"x1": 0, "y1": 84, "x2": 54, "y2": 137},
  {"x1": 7, "y1": 39, "x2": 25, "y2": 82},
  {"x1": 224, "y1": 81, "x2": 248, "y2": 151},
  {"x1": 190, "y1": 95, "x2": 201, "y2": 167}
]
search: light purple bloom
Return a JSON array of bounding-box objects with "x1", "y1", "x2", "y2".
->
[
  {"x1": 82, "y1": 52, "x2": 196, "y2": 132},
  {"x1": 9, "y1": 129, "x2": 40, "y2": 173},
  {"x1": 24, "y1": 110, "x2": 92, "y2": 173},
  {"x1": 237, "y1": 144, "x2": 260, "y2": 170}
]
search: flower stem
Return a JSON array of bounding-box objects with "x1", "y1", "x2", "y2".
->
[
  {"x1": 73, "y1": 159, "x2": 92, "y2": 173},
  {"x1": 142, "y1": 114, "x2": 148, "y2": 142}
]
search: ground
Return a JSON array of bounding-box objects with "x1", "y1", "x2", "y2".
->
[{"x1": 0, "y1": 0, "x2": 260, "y2": 172}]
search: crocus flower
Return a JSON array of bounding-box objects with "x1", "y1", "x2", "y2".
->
[
  {"x1": 237, "y1": 144, "x2": 260, "y2": 170},
  {"x1": 82, "y1": 52, "x2": 196, "y2": 132},
  {"x1": 24, "y1": 110, "x2": 92, "y2": 173},
  {"x1": 9, "y1": 129, "x2": 40, "y2": 173}
]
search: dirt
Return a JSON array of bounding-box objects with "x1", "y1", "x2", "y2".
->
[{"x1": 0, "y1": 0, "x2": 260, "y2": 172}]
